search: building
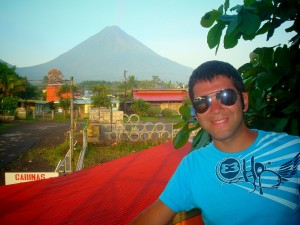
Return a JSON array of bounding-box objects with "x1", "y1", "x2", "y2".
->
[
  {"x1": 73, "y1": 97, "x2": 92, "y2": 119},
  {"x1": 132, "y1": 88, "x2": 189, "y2": 113},
  {"x1": 46, "y1": 84, "x2": 70, "y2": 102}
]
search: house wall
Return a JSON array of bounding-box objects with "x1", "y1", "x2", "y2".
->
[
  {"x1": 76, "y1": 104, "x2": 91, "y2": 119},
  {"x1": 159, "y1": 102, "x2": 182, "y2": 112},
  {"x1": 149, "y1": 102, "x2": 182, "y2": 113},
  {"x1": 16, "y1": 101, "x2": 49, "y2": 119},
  {"x1": 34, "y1": 103, "x2": 48, "y2": 114},
  {"x1": 84, "y1": 104, "x2": 91, "y2": 114},
  {"x1": 89, "y1": 108, "x2": 123, "y2": 124},
  {"x1": 77, "y1": 105, "x2": 86, "y2": 119},
  {"x1": 132, "y1": 88, "x2": 188, "y2": 114},
  {"x1": 46, "y1": 85, "x2": 70, "y2": 102},
  {"x1": 46, "y1": 86, "x2": 59, "y2": 102}
]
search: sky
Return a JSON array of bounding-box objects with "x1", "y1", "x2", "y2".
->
[{"x1": 0, "y1": 0, "x2": 294, "y2": 71}]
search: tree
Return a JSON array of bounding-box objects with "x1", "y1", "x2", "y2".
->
[
  {"x1": 90, "y1": 84, "x2": 111, "y2": 108},
  {"x1": 90, "y1": 84, "x2": 111, "y2": 121},
  {"x1": 118, "y1": 75, "x2": 138, "y2": 101},
  {"x1": 118, "y1": 74, "x2": 138, "y2": 113},
  {"x1": 47, "y1": 68, "x2": 64, "y2": 84},
  {"x1": 17, "y1": 77, "x2": 39, "y2": 100},
  {"x1": 42, "y1": 75, "x2": 49, "y2": 89},
  {"x1": 56, "y1": 83, "x2": 71, "y2": 118},
  {"x1": 0, "y1": 62, "x2": 26, "y2": 100},
  {"x1": 0, "y1": 96, "x2": 18, "y2": 116},
  {"x1": 56, "y1": 82, "x2": 79, "y2": 117},
  {"x1": 151, "y1": 75, "x2": 162, "y2": 87},
  {"x1": 174, "y1": 0, "x2": 300, "y2": 150}
]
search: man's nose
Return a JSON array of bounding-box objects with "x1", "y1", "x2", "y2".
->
[{"x1": 208, "y1": 98, "x2": 223, "y2": 114}]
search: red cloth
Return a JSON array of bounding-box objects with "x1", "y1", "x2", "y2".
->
[{"x1": 0, "y1": 141, "x2": 191, "y2": 225}]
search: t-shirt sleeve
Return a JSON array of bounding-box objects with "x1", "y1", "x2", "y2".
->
[{"x1": 159, "y1": 156, "x2": 195, "y2": 212}]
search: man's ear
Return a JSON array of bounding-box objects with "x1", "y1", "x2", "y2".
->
[{"x1": 242, "y1": 92, "x2": 249, "y2": 112}]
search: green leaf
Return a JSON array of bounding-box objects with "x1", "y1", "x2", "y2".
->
[
  {"x1": 261, "y1": 47, "x2": 274, "y2": 69},
  {"x1": 242, "y1": 33, "x2": 256, "y2": 41},
  {"x1": 253, "y1": 47, "x2": 274, "y2": 68},
  {"x1": 244, "y1": 0, "x2": 257, "y2": 6},
  {"x1": 243, "y1": 76, "x2": 256, "y2": 91},
  {"x1": 173, "y1": 120, "x2": 185, "y2": 129},
  {"x1": 188, "y1": 122, "x2": 201, "y2": 132},
  {"x1": 249, "y1": 52, "x2": 260, "y2": 66},
  {"x1": 220, "y1": 14, "x2": 237, "y2": 23},
  {"x1": 224, "y1": 33, "x2": 239, "y2": 49},
  {"x1": 224, "y1": 0, "x2": 229, "y2": 12},
  {"x1": 274, "y1": 118, "x2": 289, "y2": 132},
  {"x1": 207, "y1": 23, "x2": 225, "y2": 49},
  {"x1": 201, "y1": 10, "x2": 220, "y2": 28},
  {"x1": 287, "y1": 118, "x2": 298, "y2": 136},
  {"x1": 282, "y1": 99, "x2": 300, "y2": 115},
  {"x1": 248, "y1": 89, "x2": 268, "y2": 112},
  {"x1": 256, "y1": 22, "x2": 270, "y2": 35},
  {"x1": 253, "y1": 47, "x2": 264, "y2": 56},
  {"x1": 191, "y1": 129, "x2": 211, "y2": 152},
  {"x1": 173, "y1": 124, "x2": 190, "y2": 149},
  {"x1": 267, "y1": 18, "x2": 283, "y2": 41},
  {"x1": 269, "y1": 117, "x2": 289, "y2": 133},
  {"x1": 274, "y1": 45, "x2": 291, "y2": 69},
  {"x1": 230, "y1": 5, "x2": 242, "y2": 12},
  {"x1": 237, "y1": 8, "x2": 261, "y2": 36},
  {"x1": 276, "y1": 3, "x2": 297, "y2": 21},
  {"x1": 217, "y1": 4, "x2": 223, "y2": 14},
  {"x1": 222, "y1": 15, "x2": 238, "y2": 35},
  {"x1": 256, "y1": 71, "x2": 281, "y2": 90},
  {"x1": 179, "y1": 105, "x2": 191, "y2": 122},
  {"x1": 247, "y1": 116, "x2": 289, "y2": 133}
]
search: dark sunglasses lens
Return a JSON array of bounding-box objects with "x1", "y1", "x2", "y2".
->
[
  {"x1": 193, "y1": 97, "x2": 209, "y2": 113},
  {"x1": 218, "y1": 89, "x2": 238, "y2": 106},
  {"x1": 193, "y1": 89, "x2": 238, "y2": 114}
]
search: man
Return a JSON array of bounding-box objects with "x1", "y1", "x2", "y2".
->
[{"x1": 130, "y1": 60, "x2": 300, "y2": 225}]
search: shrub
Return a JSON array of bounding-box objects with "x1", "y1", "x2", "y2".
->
[
  {"x1": 162, "y1": 108, "x2": 178, "y2": 117},
  {"x1": 131, "y1": 99, "x2": 151, "y2": 116},
  {"x1": 147, "y1": 106, "x2": 162, "y2": 117}
]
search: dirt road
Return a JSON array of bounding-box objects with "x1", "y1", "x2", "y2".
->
[{"x1": 0, "y1": 120, "x2": 70, "y2": 168}]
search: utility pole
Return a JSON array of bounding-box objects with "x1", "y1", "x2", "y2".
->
[
  {"x1": 70, "y1": 76, "x2": 74, "y2": 173},
  {"x1": 24, "y1": 76, "x2": 28, "y2": 119},
  {"x1": 124, "y1": 70, "x2": 127, "y2": 115}
]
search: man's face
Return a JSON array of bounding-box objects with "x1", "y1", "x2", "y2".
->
[{"x1": 192, "y1": 76, "x2": 249, "y2": 143}]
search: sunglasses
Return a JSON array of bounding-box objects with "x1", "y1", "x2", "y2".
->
[{"x1": 192, "y1": 88, "x2": 240, "y2": 114}]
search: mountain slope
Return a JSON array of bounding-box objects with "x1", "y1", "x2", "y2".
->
[{"x1": 16, "y1": 26, "x2": 193, "y2": 82}]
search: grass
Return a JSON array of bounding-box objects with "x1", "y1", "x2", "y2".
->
[
  {"x1": 139, "y1": 115, "x2": 181, "y2": 122},
  {"x1": 82, "y1": 139, "x2": 167, "y2": 168}
]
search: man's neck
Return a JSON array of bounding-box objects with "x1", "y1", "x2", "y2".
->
[{"x1": 213, "y1": 128, "x2": 258, "y2": 153}]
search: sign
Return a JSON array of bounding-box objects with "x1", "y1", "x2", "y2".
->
[{"x1": 5, "y1": 172, "x2": 59, "y2": 185}]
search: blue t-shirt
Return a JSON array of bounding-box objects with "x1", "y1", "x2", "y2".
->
[{"x1": 160, "y1": 130, "x2": 300, "y2": 225}]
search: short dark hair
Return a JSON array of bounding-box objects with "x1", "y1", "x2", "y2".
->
[{"x1": 188, "y1": 60, "x2": 245, "y2": 100}]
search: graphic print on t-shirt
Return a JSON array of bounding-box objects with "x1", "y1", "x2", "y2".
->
[{"x1": 215, "y1": 134, "x2": 300, "y2": 210}]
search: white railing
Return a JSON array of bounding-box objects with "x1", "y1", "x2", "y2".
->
[
  {"x1": 55, "y1": 149, "x2": 72, "y2": 174},
  {"x1": 75, "y1": 126, "x2": 88, "y2": 171},
  {"x1": 55, "y1": 126, "x2": 88, "y2": 174}
]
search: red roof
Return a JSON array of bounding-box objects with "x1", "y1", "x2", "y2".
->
[
  {"x1": 0, "y1": 141, "x2": 200, "y2": 225},
  {"x1": 133, "y1": 89, "x2": 188, "y2": 102}
]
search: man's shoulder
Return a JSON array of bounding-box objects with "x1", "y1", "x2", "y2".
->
[
  {"x1": 257, "y1": 129, "x2": 300, "y2": 140},
  {"x1": 256, "y1": 129, "x2": 300, "y2": 150},
  {"x1": 183, "y1": 142, "x2": 214, "y2": 160}
]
